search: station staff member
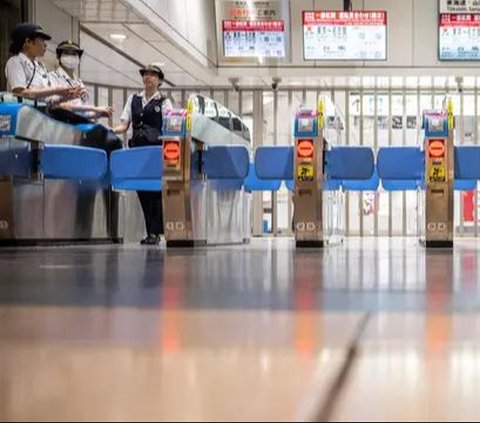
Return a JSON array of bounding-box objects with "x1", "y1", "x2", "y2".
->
[
  {"x1": 5, "y1": 23, "x2": 81, "y2": 101},
  {"x1": 113, "y1": 64, "x2": 173, "y2": 246},
  {"x1": 49, "y1": 40, "x2": 113, "y2": 118}
]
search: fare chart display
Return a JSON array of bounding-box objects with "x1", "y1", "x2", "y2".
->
[
  {"x1": 303, "y1": 11, "x2": 387, "y2": 61},
  {"x1": 223, "y1": 20, "x2": 286, "y2": 58},
  {"x1": 439, "y1": 14, "x2": 480, "y2": 60}
]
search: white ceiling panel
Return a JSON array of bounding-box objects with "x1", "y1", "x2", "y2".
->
[
  {"x1": 125, "y1": 23, "x2": 168, "y2": 43},
  {"x1": 53, "y1": 0, "x2": 143, "y2": 23},
  {"x1": 84, "y1": 24, "x2": 166, "y2": 62},
  {"x1": 50, "y1": 0, "x2": 220, "y2": 87},
  {"x1": 89, "y1": 22, "x2": 220, "y2": 84},
  {"x1": 80, "y1": 30, "x2": 141, "y2": 88},
  {"x1": 167, "y1": 73, "x2": 205, "y2": 87}
]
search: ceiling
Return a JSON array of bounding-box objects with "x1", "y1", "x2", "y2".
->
[
  {"x1": 52, "y1": 0, "x2": 144, "y2": 24},
  {"x1": 52, "y1": 0, "x2": 224, "y2": 88},
  {"x1": 50, "y1": 0, "x2": 480, "y2": 91}
]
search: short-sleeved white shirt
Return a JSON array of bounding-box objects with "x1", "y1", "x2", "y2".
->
[
  {"x1": 5, "y1": 52, "x2": 50, "y2": 91},
  {"x1": 121, "y1": 91, "x2": 173, "y2": 124},
  {"x1": 49, "y1": 66, "x2": 88, "y2": 107}
]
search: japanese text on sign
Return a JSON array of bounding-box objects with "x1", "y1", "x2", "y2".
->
[
  {"x1": 439, "y1": 13, "x2": 480, "y2": 60},
  {"x1": 439, "y1": 0, "x2": 480, "y2": 14},
  {"x1": 303, "y1": 11, "x2": 387, "y2": 61},
  {"x1": 223, "y1": 20, "x2": 286, "y2": 57}
]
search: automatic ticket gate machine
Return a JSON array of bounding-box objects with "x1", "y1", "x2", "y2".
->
[
  {"x1": 110, "y1": 95, "x2": 251, "y2": 248},
  {"x1": 377, "y1": 99, "x2": 480, "y2": 248},
  {"x1": 162, "y1": 98, "x2": 251, "y2": 247},
  {"x1": 161, "y1": 106, "x2": 200, "y2": 246},
  {"x1": 421, "y1": 108, "x2": 455, "y2": 248},
  {"x1": 254, "y1": 98, "x2": 375, "y2": 248},
  {"x1": 293, "y1": 106, "x2": 327, "y2": 248},
  {"x1": 0, "y1": 96, "x2": 110, "y2": 245}
]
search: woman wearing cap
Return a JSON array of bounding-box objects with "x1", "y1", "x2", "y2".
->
[
  {"x1": 5, "y1": 23, "x2": 81, "y2": 101},
  {"x1": 113, "y1": 64, "x2": 173, "y2": 246},
  {"x1": 49, "y1": 40, "x2": 113, "y2": 118}
]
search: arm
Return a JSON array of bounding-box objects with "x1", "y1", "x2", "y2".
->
[
  {"x1": 113, "y1": 95, "x2": 133, "y2": 134},
  {"x1": 11, "y1": 85, "x2": 81, "y2": 101},
  {"x1": 7, "y1": 60, "x2": 81, "y2": 101},
  {"x1": 113, "y1": 120, "x2": 130, "y2": 134},
  {"x1": 58, "y1": 102, "x2": 114, "y2": 118}
]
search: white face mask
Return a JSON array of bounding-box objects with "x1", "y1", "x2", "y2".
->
[{"x1": 60, "y1": 54, "x2": 80, "y2": 70}]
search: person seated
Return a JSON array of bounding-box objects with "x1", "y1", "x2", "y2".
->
[
  {"x1": 5, "y1": 23, "x2": 81, "y2": 103},
  {"x1": 49, "y1": 40, "x2": 113, "y2": 119}
]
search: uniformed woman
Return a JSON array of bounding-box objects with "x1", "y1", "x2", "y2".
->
[
  {"x1": 5, "y1": 23, "x2": 81, "y2": 101},
  {"x1": 113, "y1": 64, "x2": 173, "y2": 245},
  {"x1": 49, "y1": 40, "x2": 113, "y2": 118}
]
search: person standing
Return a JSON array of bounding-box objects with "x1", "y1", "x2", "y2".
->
[{"x1": 113, "y1": 64, "x2": 172, "y2": 245}]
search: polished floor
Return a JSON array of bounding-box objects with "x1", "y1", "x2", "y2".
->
[{"x1": 1, "y1": 238, "x2": 480, "y2": 421}]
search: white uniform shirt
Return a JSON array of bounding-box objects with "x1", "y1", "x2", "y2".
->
[
  {"x1": 49, "y1": 66, "x2": 88, "y2": 107},
  {"x1": 5, "y1": 52, "x2": 50, "y2": 91},
  {"x1": 121, "y1": 91, "x2": 173, "y2": 124}
]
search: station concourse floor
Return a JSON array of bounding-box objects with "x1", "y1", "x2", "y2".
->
[{"x1": 1, "y1": 237, "x2": 480, "y2": 422}]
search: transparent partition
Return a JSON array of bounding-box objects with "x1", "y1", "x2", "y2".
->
[{"x1": 323, "y1": 190, "x2": 346, "y2": 244}]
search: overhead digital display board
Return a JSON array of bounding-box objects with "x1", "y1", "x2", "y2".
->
[
  {"x1": 215, "y1": 0, "x2": 290, "y2": 64},
  {"x1": 223, "y1": 19, "x2": 286, "y2": 58},
  {"x1": 439, "y1": 13, "x2": 480, "y2": 60},
  {"x1": 303, "y1": 11, "x2": 387, "y2": 61},
  {"x1": 439, "y1": 0, "x2": 480, "y2": 14}
]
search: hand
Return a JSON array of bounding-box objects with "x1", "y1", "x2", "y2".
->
[
  {"x1": 56, "y1": 86, "x2": 82, "y2": 100},
  {"x1": 96, "y1": 106, "x2": 114, "y2": 118}
]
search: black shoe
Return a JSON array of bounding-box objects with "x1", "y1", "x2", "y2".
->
[
  {"x1": 143, "y1": 235, "x2": 161, "y2": 245},
  {"x1": 140, "y1": 235, "x2": 154, "y2": 245}
]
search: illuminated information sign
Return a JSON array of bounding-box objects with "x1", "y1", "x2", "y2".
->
[
  {"x1": 303, "y1": 11, "x2": 387, "y2": 61},
  {"x1": 222, "y1": 20, "x2": 286, "y2": 58},
  {"x1": 439, "y1": 14, "x2": 480, "y2": 60}
]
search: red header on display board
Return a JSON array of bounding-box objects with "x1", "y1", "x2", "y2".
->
[
  {"x1": 303, "y1": 11, "x2": 387, "y2": 26},
  {"x1": 223, "y1": 20, "x2": 285, "y2": 32},
  {"x1": 440, "y1": 13, "x2": 480, "y2": 27}
]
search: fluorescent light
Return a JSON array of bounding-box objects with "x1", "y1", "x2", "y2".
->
[{"x1": 109, "y1": 33, "x2": 127, "y2": 41}]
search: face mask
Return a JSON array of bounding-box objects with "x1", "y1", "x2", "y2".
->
[{"x1": 61, "y1": 55, "x2": 80, "y2": 70}]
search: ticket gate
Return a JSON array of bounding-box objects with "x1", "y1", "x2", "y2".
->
[
  {"x1": 110, "y1": 95, "x2": 251, "y2": 247},
  {"x1": 254, "y1": 98, "x2": 375, "y2": 248},
  {"x1": 0, "y1": 96, "x2": 117, "y2": 245},
  {"x1": 422, "y1": 109, "x2": 454, "y2": 247},
  {"x1": 377, "y1": 99, "x2": 480, "y2": 248}
]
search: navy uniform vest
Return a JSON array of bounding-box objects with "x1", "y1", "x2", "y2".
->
[{"x1": 129, "y1": 94, "x2": 165, "y2": 147}]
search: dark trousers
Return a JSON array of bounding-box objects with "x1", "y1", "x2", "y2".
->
[{"x1": 137, "y1": 191, "x2": 164, "y2": 236}]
